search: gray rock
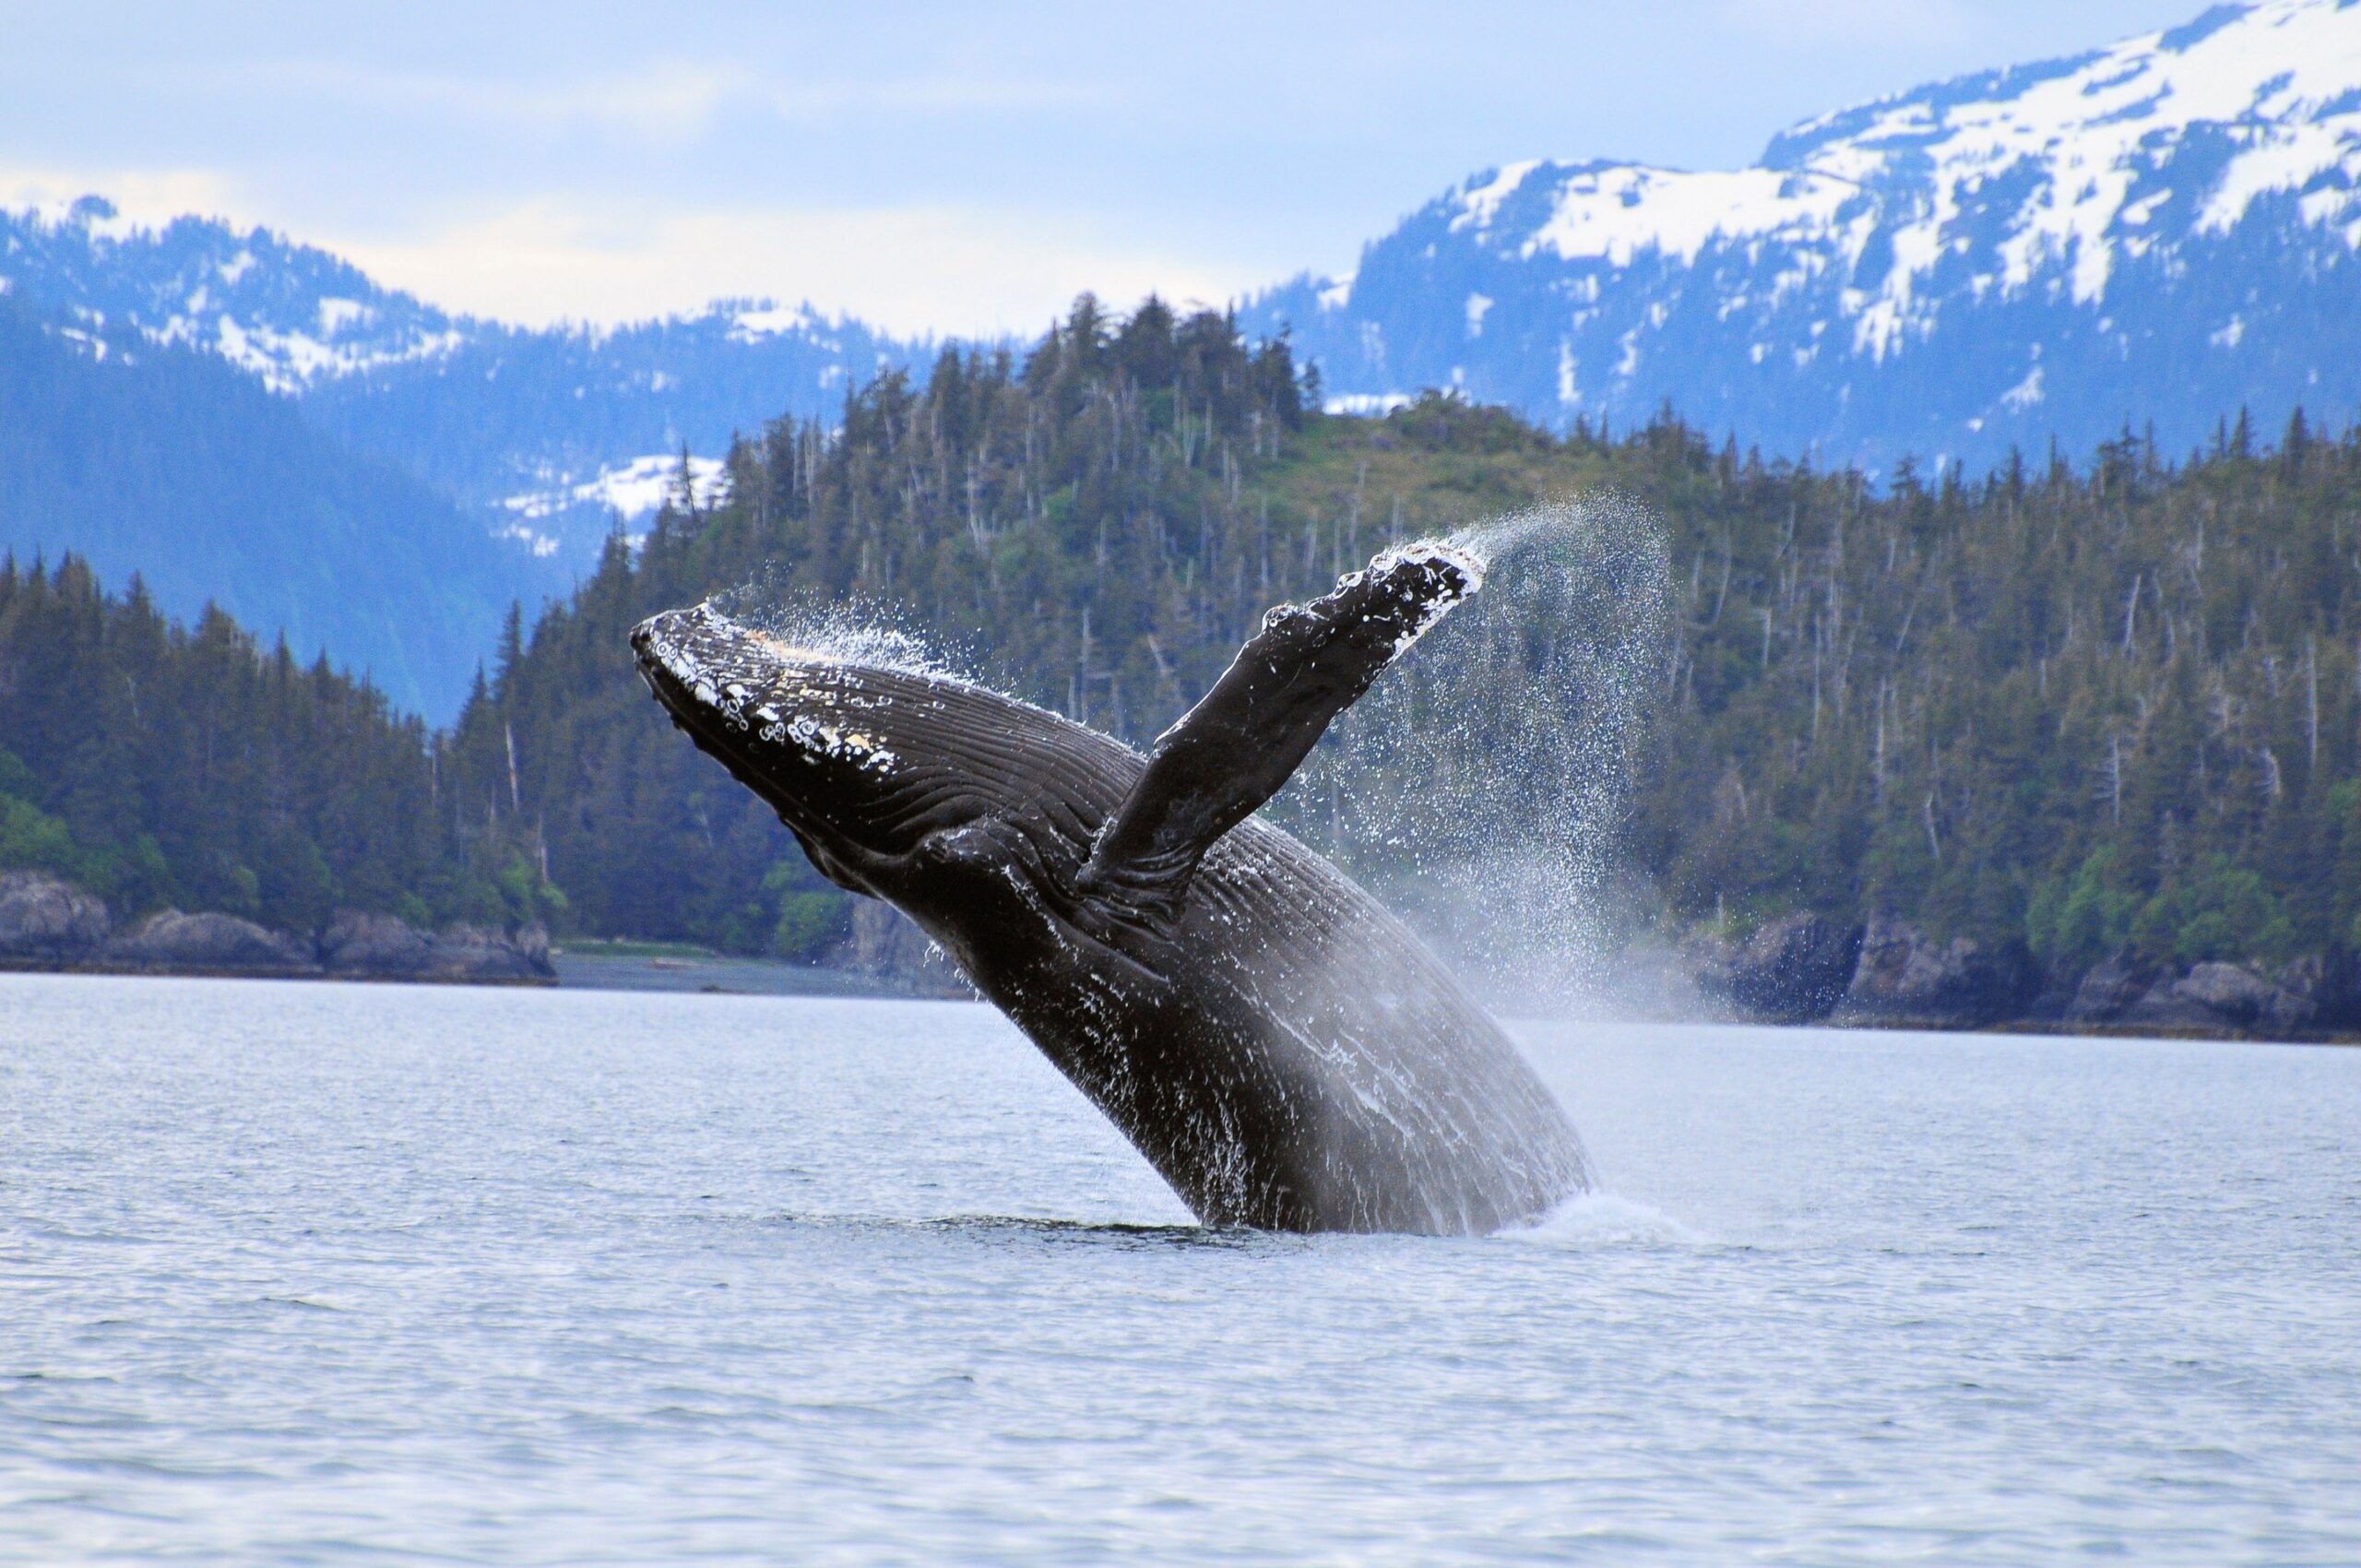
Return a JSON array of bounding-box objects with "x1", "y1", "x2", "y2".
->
[
  {"x1": 2124, "y1": 961, "x2": 2316, "y2": 1036},
  {"x1": 319, "y1": 909, "x2": 439, "y2": 978},
  {"x1": 0, "y1": 871, "x2": 110, "y2": 963},
  {"x1": 102, "y1": 909, "x2": 320, "y2": 976},
  {"x1": 2066, "y1": 952, "x2": 2156, "y2": 1024},
  {"x1": 425, "y1": 921, "x2": 555, "y2": 984},
  {"x1": 322, "y1": 909, "x2": 555, "y2": 983},
  {"x1": 1833, "y1": 914, "x2": 2032, "y2": 1028},
  {"x1": 2273, "y1": 955, "x2": 2357, "y2": 1033},
  {"x1": 1691, "y1": 911, "x2": 1863, "y2": 1025}
]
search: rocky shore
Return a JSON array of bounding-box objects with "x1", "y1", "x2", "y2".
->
[
  {"x1": 9, "y1": 862, "x2": 2351, "y2": 1039},
  {"x1": 0, "y1": 872, "x2": 554, "y2": 985},
  {"x1": 1690, "y1": 910, "x2": 2361, "y2": 1042}
]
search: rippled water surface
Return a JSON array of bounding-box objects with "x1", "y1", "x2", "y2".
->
[{"x1": 3, "y1": 974, "x2": 2356, "y2": 1563}]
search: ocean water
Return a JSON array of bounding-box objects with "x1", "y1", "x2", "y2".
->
[{"x1": 2, "y1": 974, "x2": 2355, "y2": 1564}]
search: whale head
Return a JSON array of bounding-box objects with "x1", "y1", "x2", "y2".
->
[{"x1": 629, "y1": 602, "x2": 1126, "y2": 901}]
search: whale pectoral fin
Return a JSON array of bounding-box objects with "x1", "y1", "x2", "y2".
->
[{"x1": 1077, "y1": 540, "x2": 1484, "y2": 921}]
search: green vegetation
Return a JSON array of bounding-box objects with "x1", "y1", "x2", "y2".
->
[
  {"x1": 552, "y1": 936, "x2": 715, "y2": 960},
  {"x1": 9, "y1": 294, "x2": 2360, "y2": 995},
  {"x1": 0, "y1": 555, "x2": 559, "y2": 932},
  {"x1": 1629, "y1": 414, "x2": 2361, "y2": 979}
]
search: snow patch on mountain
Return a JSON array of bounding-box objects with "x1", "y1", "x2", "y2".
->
[
  {"x1": 1323, "y1": 392, "x2": 1416, "y2": 417},
  {"x1": 0, "y1": 197, "x2": 469, "y2": 392},
  {"x1": 726, "y1": 300, "x2": 832, "y2": 343},
  {"x1": 501, "y1": 454, "x2": 730, "y2": 530},
  {"x1": 1511, "y1": 165, "x2": 1867, "y2": 271},
  {"x1": 201, "y1": 311, "x2": 468, "y2": 391}
]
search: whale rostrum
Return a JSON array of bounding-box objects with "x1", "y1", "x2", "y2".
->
[{"x1": 631, "y1": 541, "x2": 1591, "y2": 1234}]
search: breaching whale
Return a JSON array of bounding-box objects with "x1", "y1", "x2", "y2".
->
[{"x1": 630, "y1": 541, "x2": 1590, "y2": 1234}]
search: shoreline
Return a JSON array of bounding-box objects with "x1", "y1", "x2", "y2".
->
[
  {"x1": 551, "y1": 948, "x2": 954, "y2": 999},
  {"x1": 0, "y1": 956, "x2": 557, "y2": 987},
  {"x1": 0, "y1": 951, "x2": 923, "y2": 999},
  {"x1": 5, "y1": 956, "x2": 2354, "y2": 1044}
]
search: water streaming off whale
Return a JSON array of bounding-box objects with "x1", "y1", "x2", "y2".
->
[{"x1": 1280, "y1": 494, "x2": 1673, "y2": 1016}]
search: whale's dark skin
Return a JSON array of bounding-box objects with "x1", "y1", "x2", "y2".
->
[{"x1": 630, "y1": 542, "x2": 1590, "y2": 1234}]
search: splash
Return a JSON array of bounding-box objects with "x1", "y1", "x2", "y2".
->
[
  {"x1": 1283, "y1": 494, "x2": 1672, "y2": 1016},
  {"x1": 710, "y1": 578, "x2": 976, "y2": 685},
  {"x1": 1496, "y1": 1191, "x2": 1705, "y2": 1248},
  {"x1": 705, "y1": 498, "x2": 1671, "y2": 1017}
]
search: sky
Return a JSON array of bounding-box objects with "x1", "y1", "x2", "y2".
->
[{"x1": 0, "y1": 0, "x2": 2207, "y2": 338}]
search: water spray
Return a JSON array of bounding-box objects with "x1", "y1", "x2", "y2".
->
[{"x1": 1281, "y1": 494, "x2": 1672, "y2": 1016}]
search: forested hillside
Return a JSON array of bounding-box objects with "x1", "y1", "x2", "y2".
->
[
  {"x1": 442, "y1": 295, "x2": 2361, "y2": 1013},
  {"x1": 0, "y1": 556, "x2": 559, "y2": 935},
  {"x1": 9, "y1": 293, "x2": 2360, "y2": 1028},
  {"x1": 1643, "y1": 414, "x2": 2361, "y2": 986}
]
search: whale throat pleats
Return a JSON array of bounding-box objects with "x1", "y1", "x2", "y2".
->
[{"x1": 1076, "y1": 541, "x2": 1484, "y2": 924}]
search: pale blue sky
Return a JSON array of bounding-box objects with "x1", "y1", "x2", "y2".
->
[{"x1": 0, "y1": 1, "x2": 2202, "y2": 335}]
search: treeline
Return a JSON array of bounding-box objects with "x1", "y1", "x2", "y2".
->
[
  {"x1": 10, "y1": 291, "x2": 2361, "y2": 995},
  {"x1": 0, "y1": 555, "x2": 559, "y2": 933},
  {"x1": 1642, "y1": 414, "x2": 2361, "y2": 979},
  {"x1": 454, "y1": 292, "x2": 2361, "y2": 988}
]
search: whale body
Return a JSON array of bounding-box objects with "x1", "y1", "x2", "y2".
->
[{"x1": 631, "y1": 542, "x2": 1589, "y2": 1233}]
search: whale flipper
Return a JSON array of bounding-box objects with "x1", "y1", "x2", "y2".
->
[{"x1": 1077, "y1": 540, "x2": 1484, "y2": 922}]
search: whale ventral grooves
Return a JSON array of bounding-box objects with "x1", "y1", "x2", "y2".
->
[{"x1": 629, "y1": 540, "x2": 1589, "y2": 1235}]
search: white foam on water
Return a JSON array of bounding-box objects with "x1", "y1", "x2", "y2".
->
[{"x1": 1497, "y1": 1189, "x2": 1707, "y2": 1248}]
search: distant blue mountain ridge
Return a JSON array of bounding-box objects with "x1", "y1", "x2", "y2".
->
[
  {"x1": 3, "y1": 0, "x2": 2357, "y2": 716},
  {"x1": 0, "y1": 287, "x2": 539, "y2": 719},
  {"x1": 0, "y1": 196, "x2": 931, "y2": 572},
  {"x1": 0, "y1": 197, "x2": 931, "y2": 717}
]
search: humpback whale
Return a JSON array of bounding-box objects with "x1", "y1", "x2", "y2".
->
[{"x1": 630, "y1": 542, "x2": 1590, "y2": 1234}]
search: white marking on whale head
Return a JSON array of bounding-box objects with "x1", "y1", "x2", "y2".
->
[{"x1": 634, "y1": 601, "x2": 905, "y2": 775}]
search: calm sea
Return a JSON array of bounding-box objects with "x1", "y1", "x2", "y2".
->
[{"x1": 3, "y1": 974, "x2": 2355, "y2": 1564}]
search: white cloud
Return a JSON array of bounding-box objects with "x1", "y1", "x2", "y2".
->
[
  {"x1": 328, "y1": 196, "x2": 1248, "y2": 338},
  {"x1": 766, "y1": 75, "x2": 1120, "y2": 122},
  {"x1": 0, "y1": 164, "x2": 247, "y2": 229}
]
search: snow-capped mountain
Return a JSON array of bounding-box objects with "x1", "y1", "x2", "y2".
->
[
  {"x1": 0, "y1": 198, "x2": 924, "y2": 568},
  {"x1": 1246, "y1": 0, "x2": 2361, "y2": 472},
  {"x1": 299, "y1": 298, "x2": 909, "y2": 563},
  {"x1": 0, "y1": 196, "x2": 463, "y2": 389}
]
